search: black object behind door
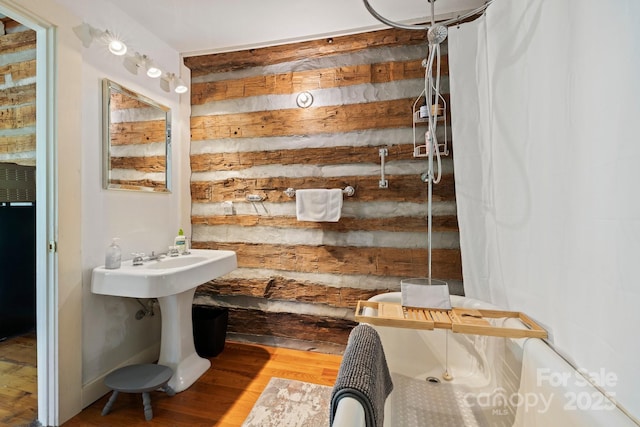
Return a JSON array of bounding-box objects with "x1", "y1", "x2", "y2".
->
[{"x1": 0, "y1": 203, "x2": 36, "y2": 340}]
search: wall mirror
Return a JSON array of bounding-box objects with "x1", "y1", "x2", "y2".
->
[{"x1": 102, "y1": 79, "x2": 171, "y2": 192}]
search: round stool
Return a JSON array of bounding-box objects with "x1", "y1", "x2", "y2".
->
[{"x1": 102, "y1": 363, "x2": 174, "y2": 421}]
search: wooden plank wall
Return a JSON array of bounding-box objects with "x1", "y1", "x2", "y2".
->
[
  {"x1": 0, "y1": 18, "x2": 36, "y2": 167},
  {"x1": 184, "y1": 27, "x2": 461, "y2": 348},
  {"x1": 107, "y1": 91, "x2": 167, "y2": 189}
]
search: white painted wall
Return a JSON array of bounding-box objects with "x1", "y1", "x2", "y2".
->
[
  {"x1": 0, "y1": 0, "x2": 190, "y2": 422},
  {"x1": 60, "y1": 0, "x2": 192, "y2": 409}
]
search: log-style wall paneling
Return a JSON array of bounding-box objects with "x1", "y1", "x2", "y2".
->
[
  {"x1": 0, "y1": 18, "x2": 36, "y2": 167},
  {"x1": 191, "y1": 98, "x2": 452, "y2": 141},
  {"x1": 109, "y1": 155, "x2": 166, "y2": 173},
  {"x1": 107, "y1": 92, "x2": 167, "y2": 187},
  {"x1": 194, "y1": 241, "x2": 462, "y2": 279},
  {"x1": 186, "y1": 26, "x2": 462, "y2": 347},
  {"x1": 190, "y1": 174, "x2": 456, "y2": 203},
  {"x1": 196, "y1": 276, "x2": 393, "y2": 309},
  {"x1": 184, "y1": 26, "x2": 434, "y2": 75},
  {"x1": 190, "y1": 56, "x2": 448, "y2": 106},
  {"x1": 191, "y1": 214, "x2": 459, "y2": 232},
  {"x1": 227, "y1": 308, "x2": 356, "y2": 345},
  {"x1": 109, "y1": 121, "x2": 168, "y2": 146},
  {"x1": 190, "y1": 142, "x2": 456, "y2": 172}
]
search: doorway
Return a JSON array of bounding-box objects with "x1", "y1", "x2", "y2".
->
[
  {"x1": 0, "y1": 4, "x2": 57, "y2": 426},
  {"x1": 0, "y1": 15, "x2": 38, "y2": 426}
]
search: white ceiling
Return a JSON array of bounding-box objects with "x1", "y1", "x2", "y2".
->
[{"x1": 98, "y1": 0, "x2": 484, "y2": 56}]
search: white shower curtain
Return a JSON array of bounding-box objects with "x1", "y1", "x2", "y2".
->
[{"x1": 449, "y1": 0, "x2": 640, "y2": 420}]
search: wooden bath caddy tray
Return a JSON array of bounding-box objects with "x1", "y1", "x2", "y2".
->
[{"x1": 355, "y1": 300, "x2": 547, "y2": 339}]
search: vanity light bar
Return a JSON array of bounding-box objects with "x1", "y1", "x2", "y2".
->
[{"x1": 72, "y1": 22, "x2": 188, "y2": 94}]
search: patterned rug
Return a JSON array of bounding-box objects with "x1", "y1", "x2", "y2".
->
[{"x1": 242, "y1": 377, "x2": 332, "y2": 427}]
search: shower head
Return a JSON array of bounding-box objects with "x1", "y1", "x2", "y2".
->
[{"x1": 427, "y1": 24, "x2": 448, "y2": 44}]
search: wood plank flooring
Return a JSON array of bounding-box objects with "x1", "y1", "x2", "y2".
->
[
  {"x1": 64, "y1": 341, "x2": 343, "y2": 426},
  {"x1": 0, "y1": 332, "x2": 37, "y2": 427}
]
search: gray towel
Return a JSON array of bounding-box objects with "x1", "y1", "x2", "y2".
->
[{"x1": 330, "y1": 324, "x2": 393, "y2": 427}]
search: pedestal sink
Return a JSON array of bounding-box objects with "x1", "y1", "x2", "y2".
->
[{"x1": 91, "y1": 249, "x2": 237, "y2": 392}]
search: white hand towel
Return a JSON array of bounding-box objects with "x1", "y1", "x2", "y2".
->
[{"x1": 295, "y1": 188, "x2": 343, "y2": 222}]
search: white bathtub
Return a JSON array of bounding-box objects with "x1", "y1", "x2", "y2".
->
[{"x1": 332, "y1": 292, "x2": 638, "y2": 427}]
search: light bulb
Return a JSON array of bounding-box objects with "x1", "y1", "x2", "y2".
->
[
  {"x1": 174, "y1": 77, "x2": 188, "y2": 94},
  {"x1": 146, "y1": 62, "x2": 162, "y2": 78},
  {"x1": 108, "y1": 39, "x2": 127, "y2": 56},
  {"x1": 104, "y1": 30, "x2": 127, "y2": 56}
]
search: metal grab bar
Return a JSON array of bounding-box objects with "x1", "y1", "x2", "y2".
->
[{"x1": 379, "y1": 148, "x2": 389, "y2": 189}]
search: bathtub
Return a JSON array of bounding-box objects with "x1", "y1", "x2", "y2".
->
[{"x1": 332, "y1": 292, "x2": 638, "y2": 427}]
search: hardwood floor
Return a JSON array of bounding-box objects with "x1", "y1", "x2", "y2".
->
[
  {"x1": 0, "y1": 332, "x2": 343, "y2": 426},
  {"x1": 0, "y1": 332, "x2": 37, "y2": 427},
  {"x1": 64, "y1": 341, "x2": 343, "y2": 426}
]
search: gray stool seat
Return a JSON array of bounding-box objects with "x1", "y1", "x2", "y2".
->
[{"x1": 102, "y1": 363, "x2": 174, "y2": 421}]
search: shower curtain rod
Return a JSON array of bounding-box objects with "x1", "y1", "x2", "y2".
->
[{"x1": 362, "y1": 0, "x2": 493, "y2": 31}]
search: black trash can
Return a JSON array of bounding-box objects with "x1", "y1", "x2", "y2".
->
[{"x1": 192, "y1": 305, "x2": 228, "y2": 357}]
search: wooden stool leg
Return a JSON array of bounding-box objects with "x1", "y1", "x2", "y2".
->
[
  {"x1": 101, "y1": 390, "x2": 119, "y2": 416},
  {"x1": 142, "y1": 391, "x2": 153, "y2": 421},
  {"x1": 162, "y1": 385, "x2": 176, "y2": 397}
]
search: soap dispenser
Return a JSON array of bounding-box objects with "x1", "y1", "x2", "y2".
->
[
  {"x1": 105, "y1": 238, "x2": 122, "y2": 269},
  {"x1": 175, "y1": 228, "x2": 186, "y2": 255}
]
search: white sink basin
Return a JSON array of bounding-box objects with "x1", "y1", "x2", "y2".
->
[
  {"x1": 91, "y1": 249, "x2": 237, "y2": 298},
  {"x1": 91, "y1": 248, "x2": 237, "y2": 393},
  {"x1": 145, "y1": 256, "x2": 208, "y2": 269}
]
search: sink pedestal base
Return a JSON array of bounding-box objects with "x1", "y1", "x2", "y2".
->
[
  {"x1": 157, "y1": 288, "x2": 210, "y2": 392},
  {"x1": 91, "y1": 250, "x2": 238, "y2": 393}
]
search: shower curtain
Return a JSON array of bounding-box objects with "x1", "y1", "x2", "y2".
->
[{"x1": 448, "y1": 0, "x2": 640, "y2": 420}]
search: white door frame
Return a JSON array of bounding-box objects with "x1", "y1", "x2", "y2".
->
[
  {"x1": 0, "y1": 2, "x2": 58, "y2": 425},
  {"x1": 36, "y1": 23, "x2": 58, "y2": 427}
]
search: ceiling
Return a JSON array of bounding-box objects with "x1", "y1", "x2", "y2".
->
[{"x1": 100, "y1": 0, "x2": 484, "y2": 56}]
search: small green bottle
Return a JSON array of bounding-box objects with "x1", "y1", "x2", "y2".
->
[{"x1": 174, "y1": 228, "x2": 186, "y2": 255}]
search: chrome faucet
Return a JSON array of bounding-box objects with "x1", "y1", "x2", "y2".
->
[
  {"x1": 132, "y1": 253, "x2": 145, "y2": 266},
  {"x1": 146, "y1": 251, "x2": 167, "y2": 261}
]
